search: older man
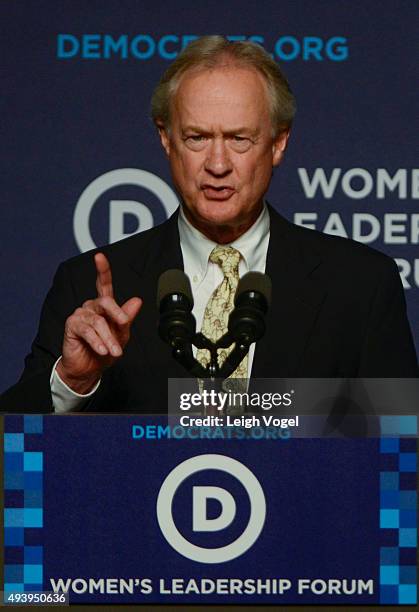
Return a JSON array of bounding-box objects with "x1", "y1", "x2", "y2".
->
[{"x1": 1, "y1": 36, "x2": 417, "y2": 413}]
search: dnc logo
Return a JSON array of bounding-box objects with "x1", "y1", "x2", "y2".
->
[
  {"x1": 156, "y1": 454, "x2": 266, "y2": 563},
  {"x1": 73, "y1": 168, "x2": 179, "y2": 252}
]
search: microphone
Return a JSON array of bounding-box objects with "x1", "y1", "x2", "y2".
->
[
  {"x1": 157, "y1": 269, "x2": 271, "y2": 379},
  {"x1": 157, "y1": 270, "x2": 208, "y2": 377},
  {"x1": 228, "y1": 272, "x2": 272, "y2": 345},
  {"x1": 157, "y1": 269, "x2": 196, "y2": 348}
]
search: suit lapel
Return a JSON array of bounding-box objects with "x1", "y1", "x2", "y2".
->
[
  {"x1": 117, "y1": 211, "x2": 187, "y2": 378},
  {"x1": 252, "y1": 206, "x2": 327, "y2": 378},
  {"x1": 128, "y1": 210, "x2": 183, "y2": 279}
]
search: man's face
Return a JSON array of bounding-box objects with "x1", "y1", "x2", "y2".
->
[{"x1": 159, "y1": 65, "x2": 289, "y2": 241}]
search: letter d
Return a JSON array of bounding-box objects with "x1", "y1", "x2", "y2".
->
[
  {"x1": 109, "y1": 200, "x2": 153, "y2": 243},
  {"x1": 132, "y1": 425, "x2": 145, "y2": 439},
  {"x1": 57, "y1": 34, "x2": 80, "y2": 59},
  {"x1": 193, "y1": 486, "x2": 236, "y2": 532}
]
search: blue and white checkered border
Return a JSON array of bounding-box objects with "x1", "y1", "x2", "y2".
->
[
  {"x1": 4, "y1": 416, "x2": 44, "y2": 595},
  {"x1": 379, "y1": 416, "x2": 417, "y2": 605}
]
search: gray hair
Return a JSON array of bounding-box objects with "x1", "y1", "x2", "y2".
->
[{"x1": 151, "y1": 36, "x2": 296, "y2": 136}]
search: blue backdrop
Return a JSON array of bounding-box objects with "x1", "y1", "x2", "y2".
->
[{"x1": 1, "y1": 0, "x2": 418, "y2": 391}]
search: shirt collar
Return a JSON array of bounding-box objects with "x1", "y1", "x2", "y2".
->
[{"x1": 178, "y1": 202, "x2": 270, "y2": 278}]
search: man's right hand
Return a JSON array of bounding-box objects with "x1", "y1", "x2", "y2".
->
[{"x1": 56, "y1": 253, "x2": 142, "y2": 394}]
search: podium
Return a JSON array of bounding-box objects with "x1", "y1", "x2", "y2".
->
[{"x1": 2, "y1": 414, "x2": 417, "y2": 605}]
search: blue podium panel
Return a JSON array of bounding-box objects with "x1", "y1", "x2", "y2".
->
[{"x1": 3, "y1": 415, "x2": 417, "y2": 605}]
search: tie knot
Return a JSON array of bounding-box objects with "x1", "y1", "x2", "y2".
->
[{"x1": 209, "y1": 246, "x2": 241, "y2": 277}]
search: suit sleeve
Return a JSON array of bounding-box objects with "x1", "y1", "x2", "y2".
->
[
  {"x1": 357, "y1": 259, "x2": 418, "y2": 377},
  {"x1": 0, "y1": 263, "x2": 78, "y2": 413}
]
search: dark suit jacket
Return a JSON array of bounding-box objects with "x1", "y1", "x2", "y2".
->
[{"x1": 1, "y1": 206, "x2": 417, "y2": 413}]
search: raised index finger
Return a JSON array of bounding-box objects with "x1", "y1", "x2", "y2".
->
[{"x1": 94, "y1": 253, "x2": 114, "y2": 298}]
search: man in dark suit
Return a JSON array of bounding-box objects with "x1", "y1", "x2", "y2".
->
[{"x1": 1, "y1": 37, "x2": 417, "y2": 413}]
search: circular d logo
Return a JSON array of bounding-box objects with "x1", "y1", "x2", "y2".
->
[
  {"x1": 73, "y1": 168, "x2": 179, "y2": 252},
  {"x1": 156, "y1": 454, "x2": 266, "y2": 564}
]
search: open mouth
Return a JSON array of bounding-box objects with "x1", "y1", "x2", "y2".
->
[{"x1": 201, "y1": 185, "x2": 235, "y2": 200}]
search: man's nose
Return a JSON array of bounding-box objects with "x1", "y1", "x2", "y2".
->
[{"x1": 204, "y1": 139, "x2": 233, "y2": 176}]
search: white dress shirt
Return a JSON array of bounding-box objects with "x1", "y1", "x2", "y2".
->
[{"x1": 51, "y1": 203, "x2": 270, "y2": 412}]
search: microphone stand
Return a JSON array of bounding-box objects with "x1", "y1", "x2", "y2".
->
[
  {"x1": 164, "y1": 320, "x2": 252, "y2": 381},
  {"x1": 193, "y1": 331, "x2": 250, "y2": 379},
  {"x1": 164, "y1": 326, "x2": 251, "y2": 414}
]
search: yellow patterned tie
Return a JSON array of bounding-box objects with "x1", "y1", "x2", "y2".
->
[{"x1": 197, "y1": 245, "x2": 248, "y2": 380}]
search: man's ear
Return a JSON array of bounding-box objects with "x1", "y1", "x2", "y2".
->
[
  {"x1": 157, "y1": 121, "x2": 171, "y2": 157},
  {"x1": 272, "y1": 129, "x2": 290, "y2": 167}
]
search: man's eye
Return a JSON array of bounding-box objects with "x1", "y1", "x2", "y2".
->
[
  {"x1": 229, "y1": 136, "x2": 252, "y2": 152},
  {"x1": 184, "y1": 135, "x2": 208, "y2": 150}
]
